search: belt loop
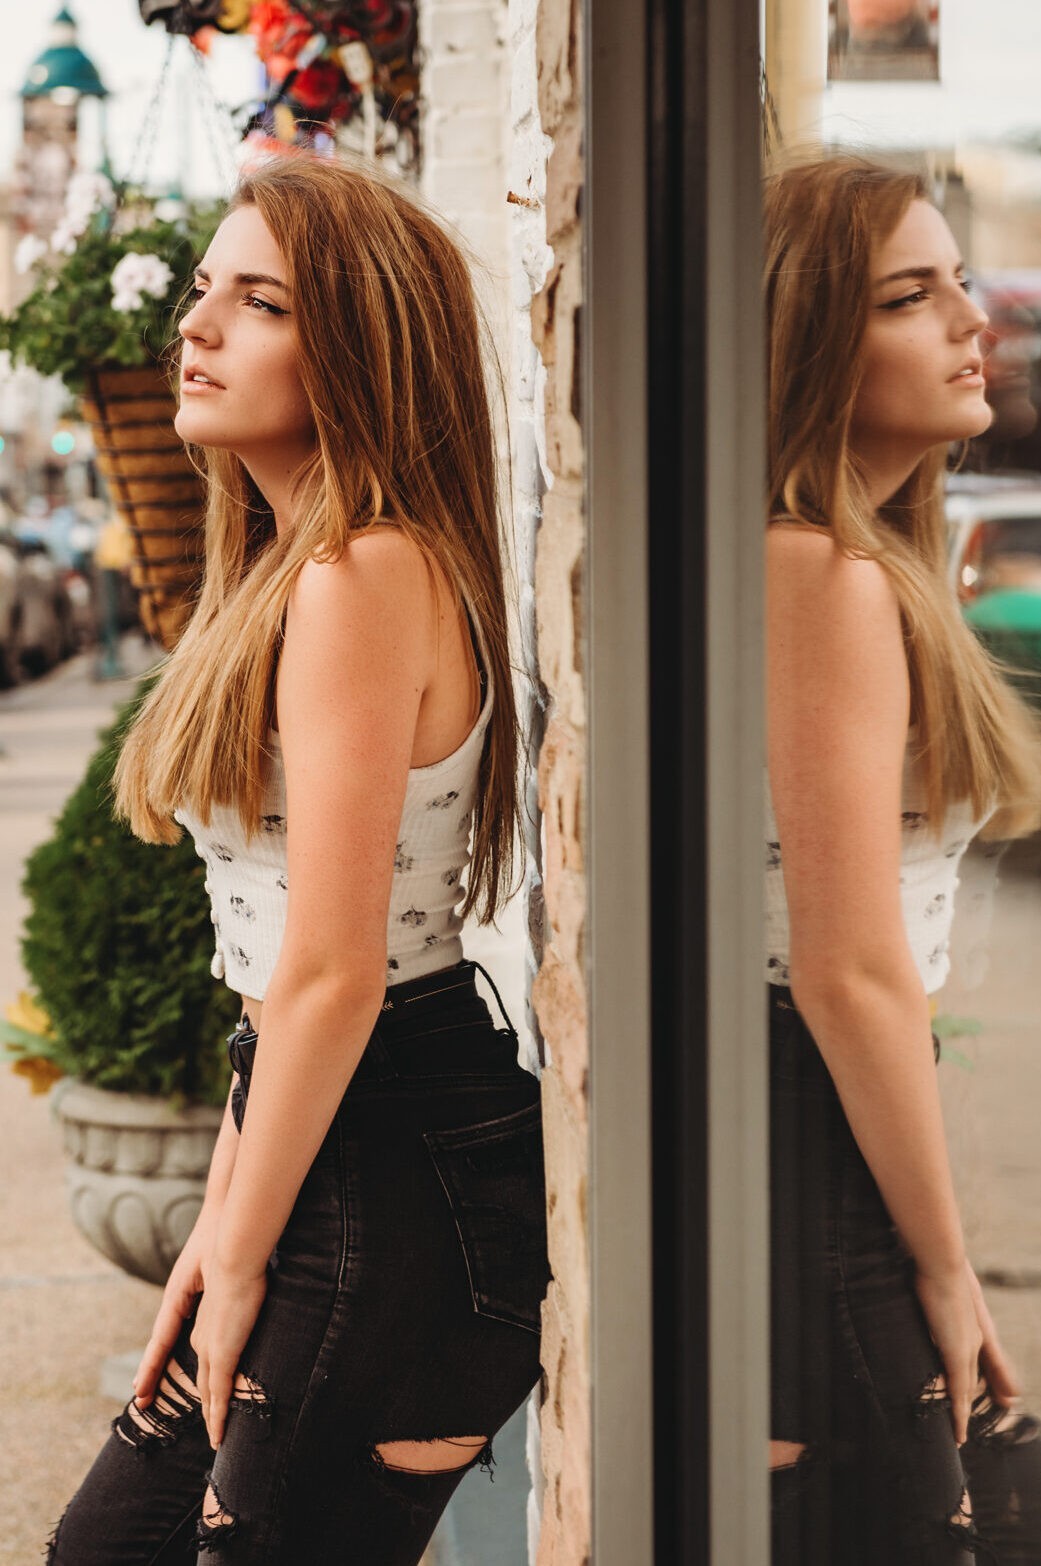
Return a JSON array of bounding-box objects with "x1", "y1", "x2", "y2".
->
[{"x1": 470, "y1": 959, "x2": 517, "y2": 1036}]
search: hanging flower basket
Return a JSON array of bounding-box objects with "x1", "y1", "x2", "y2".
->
[
  {"x1": 80, "y1": 366, "x2": 205, "y2": 651},
  {"x1": 0, "y1": 169, "x2": 220, "y2": 652}
]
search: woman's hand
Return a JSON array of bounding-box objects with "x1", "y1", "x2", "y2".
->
[
  {"x1": 914, "y1": 1262, "x2": 983, "y2": 1445},
  {"x1": 191, "y1": 1256, "x2": 268, "y2": 1448},
  {"x1": 967, "y1": 1262, "x2": 1022, "y2": 1411},
  {"x1": 133, "y1": 1205, "x2": 221, "y2": 1409}
]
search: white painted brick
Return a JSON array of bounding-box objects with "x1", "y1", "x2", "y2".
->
[
  {"x1": 425, "y1": 5, "x2": 504, "y2": 56},
  {"x1": 454, "y1": 212, "x2": 510, "y2": 271},
  {"x1": 429, "y1": 159, "x2": 506, "y2": 211},
  {"x1": 425, "y1": 56, "x2": 498, "y2": 107},
  {"x1": 430, "y1": 111, "x2": 503, "y2": 164},
  {"x1": 511, "y1": 27, "x2": 540, "y2": 126}
]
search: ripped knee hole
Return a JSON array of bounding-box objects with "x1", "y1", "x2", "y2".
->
[
  {"x1": 373, "y1": 1437, "x2": 492, "y2": 1476},
  {"x1": 769, "y1": 1439, "x2": 808, "y2": 1472},
  {"x1": 115, "y1": 1366, "x2": 270, "y2": 1449},
  {"x1": 916, "y1": 1372, "x2": 1038, "y2": 1443},
  {"x1": 197, "y1": 1474, "x2": 238, "y2": 1553}
]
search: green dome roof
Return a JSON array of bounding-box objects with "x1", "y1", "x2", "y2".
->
[{"x1": 21, "y1": 7, "x2": 108, "y2": 101}]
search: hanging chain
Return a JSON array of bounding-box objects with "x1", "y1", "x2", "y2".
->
[
  {"x1": 760, "y1": 58, "x2": 784, "y2": 158},
  {"x1": 188, "y1": 42, "x2": 241, "y2": 197},
  {"x1": 119, "y1": 33, "x2": 177, "y2": 201}
]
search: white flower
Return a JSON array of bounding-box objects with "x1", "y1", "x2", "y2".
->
[
  {"x1": 14, "y1": 234, "x2": 48, "y2": 274},
  {"x1": 110, "y1": 252, "x2": 174, "y2": 313},
  {"x1": 50, "y1": 221, "x2": 78, "y2": 256},
  {"x1": 62, "y1": 170, "x2": 115, "y2": 236}
]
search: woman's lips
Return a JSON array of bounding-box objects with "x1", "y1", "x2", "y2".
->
[{"x1": 181, "y1": 375, "x2": 225, "y2": 395}]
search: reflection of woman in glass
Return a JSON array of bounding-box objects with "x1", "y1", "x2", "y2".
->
[
  {"x1": 46, "y1": 156, "x2": 547, "y2": 1564},
  {"x1": 765, "y1": 156, "x2": 1041, "y2": 1562}
]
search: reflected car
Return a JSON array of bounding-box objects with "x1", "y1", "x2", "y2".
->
[{"x1": 946, "y1": 482, "x2": 1041, "y2": 711}]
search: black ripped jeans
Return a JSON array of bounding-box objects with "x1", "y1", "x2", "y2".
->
[
  {"x1": 47, "y1": 960, "x2": 549, "y2": 1566},
  {"x1": 770, "y1": 984, "x2": 1041, "y2": 1564}
]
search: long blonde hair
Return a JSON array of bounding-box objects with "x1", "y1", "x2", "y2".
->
[
  {"x1": 115, "y1": 155, "x2": 519, "y2": 919},
  {"x1": 765, "y1": 154, "x2": 1041, "y2": 839}
]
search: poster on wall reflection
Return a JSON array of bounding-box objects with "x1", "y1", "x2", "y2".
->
[{"x1": 828, "y1": 0, "x2": 940, "y2": 82}]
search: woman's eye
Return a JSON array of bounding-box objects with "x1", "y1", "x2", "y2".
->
[
  {"x1": 188, "y1": 286, "x2": 205, "y2": 301},
  {"x1": 880, "y1": 289, "x2": 929, "y2": 311},
  {"x1": 960, "y1": 275, "x2": 975, "y2": 294},
  {"x1": 244, "y1": 294, "x2": 285, "y2": 315}
]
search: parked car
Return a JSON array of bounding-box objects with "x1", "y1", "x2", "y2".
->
[
  {"x1": 14, "y1": 509, "x2": 98, "y2": 651},
  {"x1": 946, "y1": 479, "x2": 1041, "y2": 710},
  {"x1": 0, "y1": 531, "x2": 21, "y2": 687},
  {"x1": 0, "y1": 527, "x2": 77, "y2": 686}
]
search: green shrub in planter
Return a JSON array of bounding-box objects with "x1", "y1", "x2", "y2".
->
[{"x1": 18, "y1": 681, "x2": 238, "y2": 1106}]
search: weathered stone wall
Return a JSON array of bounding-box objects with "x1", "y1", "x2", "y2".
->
[
  {"x1": 528, "y1": 0, "x2": 590, "y2": 1560},
  {"x1": 422, "y1": 0, "x2": 590, "y2": 1553}
]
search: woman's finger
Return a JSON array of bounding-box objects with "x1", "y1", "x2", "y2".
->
[
  {"x1": 973, "y1": 1284, "x2": 1022, "y2": 1406},
  {"x1": 207, "y1": 1367, "x2": 232, "y2": 1450},
  {"x1": 980, "y1": 1336, "x2": 1022, "y2": 1406},
  {"x1": 133, "y1": 1295, "x2": 187, "y2": 1407},
  {"x1": 954, "y1": 1385, "x2": 971, "y2": 1446},
  {"x1": 194, "y1": 1341, "x2": 212, "y2": 1443},
  {"x1": 949, "y1": 1355, "x2": 978, "y2": 1446}
]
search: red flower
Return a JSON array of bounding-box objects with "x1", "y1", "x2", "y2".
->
[
  {"x1": 249, "y1": 1, "x2": 313, "y2": 67},
  {"x1": 288, "y1": 58, "x2": 343, "y2": 112}
]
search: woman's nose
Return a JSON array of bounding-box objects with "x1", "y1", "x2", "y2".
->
[
  {"x1": 178, "y1": 298, "x2": 219, "y2": 345},
  {"x1": 961, "y1": 294, "x2": 989, "y2": 338}
]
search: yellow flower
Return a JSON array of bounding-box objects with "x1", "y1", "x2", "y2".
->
[
  {"x1": 5, "y1": 992, "x2": 54, "y2": 1038},
  {"x1": 11, "y1": 1057, "x2": 64, "y2": 1095}
]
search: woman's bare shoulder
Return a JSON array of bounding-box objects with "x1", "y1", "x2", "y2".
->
[
  {"x1": 766, "y1": 525, "x2": 898, "y2": 622},
  {"x1": 291, "y1": 525, "x2": 436, "y2": 615}
]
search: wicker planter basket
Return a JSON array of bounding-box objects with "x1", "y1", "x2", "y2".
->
[{"x1": 80, "y1": 366, "x2": 205, "y2": 652}]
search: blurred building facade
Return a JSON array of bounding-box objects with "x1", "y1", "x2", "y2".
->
[{"x1": 0, "y1": 8, "x2": 108, "y2": 513}]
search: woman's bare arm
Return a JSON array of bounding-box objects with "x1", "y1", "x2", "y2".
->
[
  {"x1": 766, "y1": 525, "x2": 965, "y2": 1280},
  {"x1": 208, "y1": 530, "x2": 437, "y2": 1279},
  {"x1": 767, "y1": 525, "x2": 985, "y2": 1442}
]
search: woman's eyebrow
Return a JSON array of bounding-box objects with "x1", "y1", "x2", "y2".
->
[
  {"x1": 193, "y1": 267, "x2": 289, "y2": 290},
  {"x1": 873, "y1": 262, "x2": 965, "y2": 288}
]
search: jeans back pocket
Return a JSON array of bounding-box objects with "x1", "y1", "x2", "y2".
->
[{"x1": 424, "y1": 1099, "x2": 550, "y2": 1334}]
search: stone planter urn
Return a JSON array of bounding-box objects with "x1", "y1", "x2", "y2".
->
[{"x1": 53, "y1": 1080, "x2": 222, "y2": 1286}]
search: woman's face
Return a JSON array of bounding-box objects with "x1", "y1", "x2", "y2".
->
[
  {"x1": 175, "y1": 205, "x2": 315, "y2": 472},
  {"x1": 851, "y1": 199, "x2": 992, "y2": 469}
]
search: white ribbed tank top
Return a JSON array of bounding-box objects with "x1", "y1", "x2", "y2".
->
[
  {"x1": 765, "y1": 733, "x2": 994, "y2": 995},
  {"x1": 175, "y1": 616, "x2": 493, "y2": 999}
]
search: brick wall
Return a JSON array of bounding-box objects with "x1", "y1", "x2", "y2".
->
[
  {"x1": 422, "y1": 0, "x2": 590, "y2": 1554},
  {"x1": 527, "y1": 0, "x2": 590, "y2": 1560},
  {"x1": 418, "y1": 0, "x2": 510, "y2": 266}
]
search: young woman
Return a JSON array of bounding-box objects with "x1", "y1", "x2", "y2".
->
[
  {"x1": 47, "y1": 155, "x2": 548, "y2": 1565},
  {"x1": 765, "y1": 156, "x2": 1041, "y2": 1564}
]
